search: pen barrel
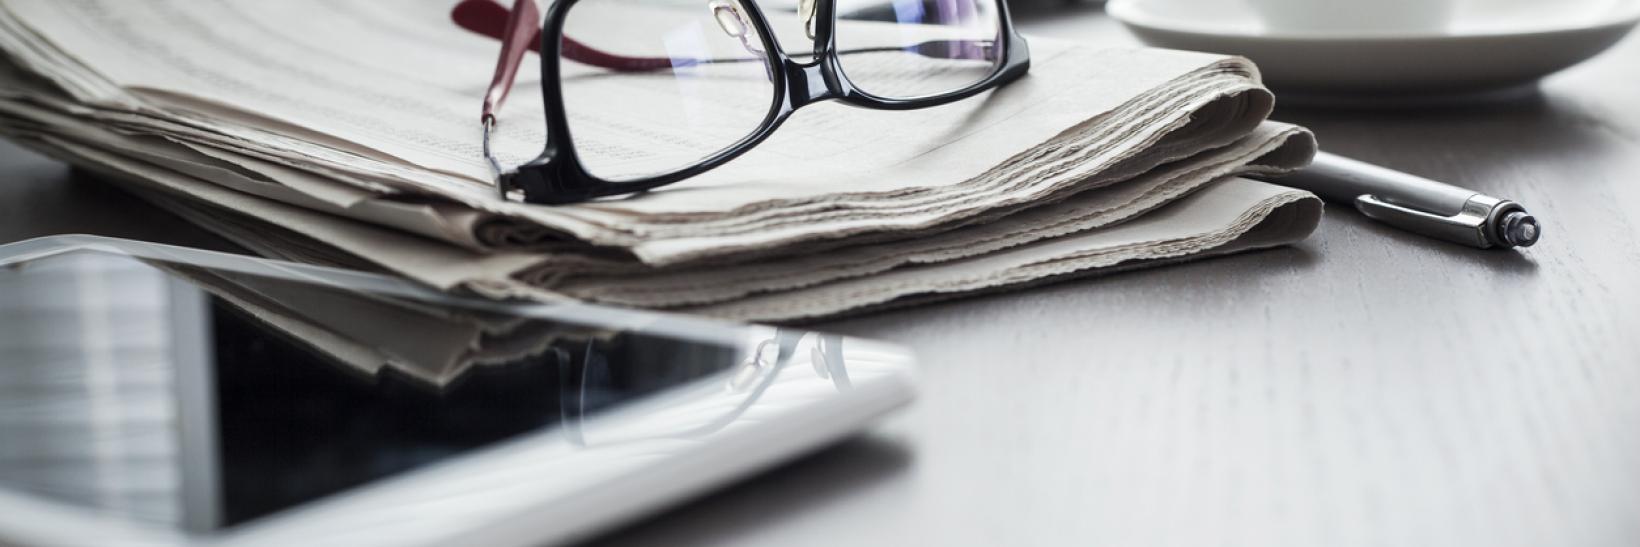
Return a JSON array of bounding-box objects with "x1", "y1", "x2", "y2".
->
[{"x1": 1285, "y1": 152, "x2": 1477, "y2": 214}]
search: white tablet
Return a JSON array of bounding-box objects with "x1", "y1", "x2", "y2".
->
[{"x1": 0, "y1": 235, "x2": 916, "y2": 547}]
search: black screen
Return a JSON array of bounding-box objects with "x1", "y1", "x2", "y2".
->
[{"x1": 0, "y1": 251, "x2": 754, "y2": 532}]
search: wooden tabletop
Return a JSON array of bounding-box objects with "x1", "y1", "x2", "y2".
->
[{"x1": 3, "y1": 4, "x2": 1638, "y2": 546}]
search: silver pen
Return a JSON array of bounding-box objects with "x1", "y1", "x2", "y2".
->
[{"x1": 1260, "y1": 151, "x2": 1542, "y2": 249}]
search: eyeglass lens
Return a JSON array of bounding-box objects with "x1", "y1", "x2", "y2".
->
[
  {"x1": 834, "y1": 0, "x2": 1003, "y2": 100},
  {"x1": 560, "y1": 0, "x2": 780, "y2": 182}
]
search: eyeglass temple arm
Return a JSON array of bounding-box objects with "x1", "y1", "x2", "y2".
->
[
  {"x1": 454, "y1": 0, "x2": 997, "y2": 78},
  {"x1": 476, "y1": 0, "x2": 542, "y2": 126}
]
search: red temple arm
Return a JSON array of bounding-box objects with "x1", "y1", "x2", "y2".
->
[{"x1": 477, "y1": 0, "x2": 536, "y2": 124}]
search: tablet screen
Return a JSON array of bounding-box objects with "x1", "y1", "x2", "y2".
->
[{"x1": 0, "y1": 248, "x2": 811, "y2": 533}]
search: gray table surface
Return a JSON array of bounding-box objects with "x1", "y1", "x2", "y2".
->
[{"x1": 4, "y1": 5, "x2": 1639, "y2": 546}]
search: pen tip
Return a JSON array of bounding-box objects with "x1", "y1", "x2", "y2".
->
[{"x1": 1500, "y1": 211, "x2": 1540, "y2": 248}]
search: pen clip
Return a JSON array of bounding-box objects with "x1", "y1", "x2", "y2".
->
[{"x1": 1354, "y1": 194, "x2": 1495, "y2": 248}]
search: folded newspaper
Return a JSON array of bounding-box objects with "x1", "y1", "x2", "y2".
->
[{"x1": 0, "y1": 0, "x2": 1322, "y2": 322}]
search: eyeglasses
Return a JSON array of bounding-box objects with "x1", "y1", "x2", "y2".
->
[
  {"x1": 453, "y1": 0, "x2": 1030, "y2": 204},
  {"x1": 556, "y1": 329, "x2": 852, "y2": 446}
]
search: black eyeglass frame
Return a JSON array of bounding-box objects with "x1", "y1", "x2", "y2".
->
[{"x1": 494, "y1": 0, "x2": 1032, "y2": 204}]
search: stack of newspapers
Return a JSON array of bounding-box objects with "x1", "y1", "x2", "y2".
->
[{"x1": 0, "y1": 0, "x2": 1322, "y2": 322}]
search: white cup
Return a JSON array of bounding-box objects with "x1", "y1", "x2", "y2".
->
[{"x1": 1244, "y1": 0, "x2": 1458, "y2": 33}]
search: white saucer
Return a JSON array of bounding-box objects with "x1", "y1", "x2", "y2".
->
[{"x1": 1106, "y1": 0, "x2": 1640, "y2": 105}]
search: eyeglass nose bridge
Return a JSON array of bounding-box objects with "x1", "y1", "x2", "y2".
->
[{"x1": 784, "y1": 58, "x2": 844, "y2": 109}]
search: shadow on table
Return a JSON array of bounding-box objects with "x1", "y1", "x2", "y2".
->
[
  {"x1": 585, "y1": 435, "x2": 913, "y2": 546},
  {"x1": 0, "y1": 140, "x2": 241, "y2": 251},
  {"x1": 1277, "y1": 89, "x2": 1633, "y2": 186}
]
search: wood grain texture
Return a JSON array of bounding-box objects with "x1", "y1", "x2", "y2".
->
[{"x1": 1, "y1": 5, "x2": 1637, "y2": 546}]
